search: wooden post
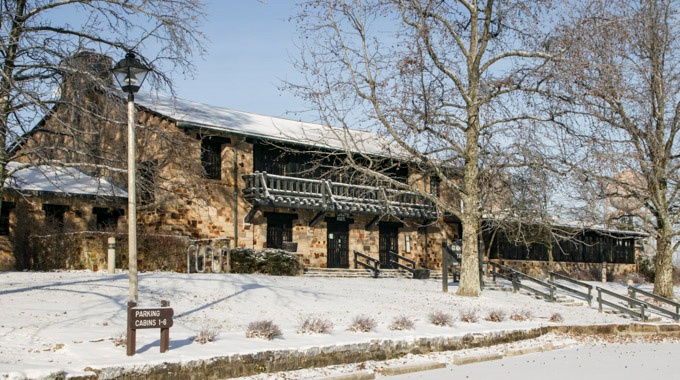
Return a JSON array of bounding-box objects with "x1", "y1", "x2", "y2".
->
[
  {"x1": 160, "y1": 300, "x2": 170, "y2": 353},
  {"x1": 126, "y1": 301, "x2": 137, "y2": 356},
  {"x1": 442, "y1": 239, "x2": 448, "y2": 293},
  {"x1": 107, "y1": 237, "x2": 116, "y2": 274}
]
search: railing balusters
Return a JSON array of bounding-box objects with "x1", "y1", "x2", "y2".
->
[{"x1": 241, "y1": 173, "x2": 438, "y2": 218}]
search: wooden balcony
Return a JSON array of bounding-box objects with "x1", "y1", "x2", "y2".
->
[{"x1": 242, "y1": 172, "x2": 439, "y2": 222}]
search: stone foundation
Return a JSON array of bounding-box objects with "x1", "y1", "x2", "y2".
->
[{"x1": 493, "y1": 259, "x2": 637, "y2": 279}]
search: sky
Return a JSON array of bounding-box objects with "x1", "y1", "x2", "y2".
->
[{"x1": 168, "y1": 1, "x2": 308, "y2": 120}]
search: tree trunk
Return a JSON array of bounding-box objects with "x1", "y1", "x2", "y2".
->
[
  {"x1": 457, "y1": 125, "x2": 481, "y2": 297},
  {"x1": 653, "y1": 222, "x2": 674, "y2": 298}
]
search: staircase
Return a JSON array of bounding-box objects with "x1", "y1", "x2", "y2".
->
[{"x1": 303, "y1": 267, "x2": 414, "y2": 279}]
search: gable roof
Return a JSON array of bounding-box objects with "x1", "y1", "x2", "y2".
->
[
  {"x1": 134, "y1": 92, "x2": 401, "y2": 156},
  {"x1": 3, "y1": 162, "x2": 127, "y2": 199}
]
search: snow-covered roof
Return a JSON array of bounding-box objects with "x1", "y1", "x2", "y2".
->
[
  {"x1": 481, "y1": 213, "x2": 647, "y2": 237},
  {"x1": 3, "y1": 162, "x2": 127, "y2": 198},
  {"x1": 134, "y1": 92, "x2": 401, "y2": 156}
]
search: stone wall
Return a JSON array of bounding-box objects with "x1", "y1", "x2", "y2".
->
[{"x1": 492, "y1": 259, "x2": 637, "y2": 279}]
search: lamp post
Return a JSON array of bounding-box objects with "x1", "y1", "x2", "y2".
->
[{"x1": 112, "y1": 52, "x2": 150, "y2": 302}]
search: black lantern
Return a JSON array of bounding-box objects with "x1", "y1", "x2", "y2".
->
[{"x1": 112, "y1": 52, "x2": 150, "y2": 94}]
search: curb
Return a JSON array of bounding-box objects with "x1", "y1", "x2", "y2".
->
[
  {"x1": 320, "y1": 371, "x2": 375, "y2": 380},
  {"x1": 62, "y1": 323, "x2": 680, "y2": 380},
  {"x1": 381, "y1": 362, "x2": 446, "y2": 376},
  {"x1": 453, "y1": 353, "x2": 502, "y2": 365}
]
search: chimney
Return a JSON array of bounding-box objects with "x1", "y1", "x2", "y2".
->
[{"x1": 60, "y1": 49, "x2": 114, "y2": 101}]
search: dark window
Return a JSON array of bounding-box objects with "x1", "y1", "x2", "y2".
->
[
  {"x1": 0, "y1": 202, "x2": 15, "y2": 235},
  {"x1": 139, "y1": 160, "x2": 158, "y2": 206},
  {"x1": 42, "y1": 204, "x2": 69, "y2": 228},
  {"x1": 265, "y1": 212, "x2": 296, "y2": 249},
  {"x1": 201, "y1": 139, "x2": 223, "y2": 180},
  {"x1": 254, "y1": 144, "x2": 286, "y2": 176},
  {"x1": 93, "y1": 207, "x2": 124, "y2": 230}
]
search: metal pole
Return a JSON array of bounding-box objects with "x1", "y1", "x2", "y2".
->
[{"x1": 127, "y1": 93, "x2": 138, "y2": 302}]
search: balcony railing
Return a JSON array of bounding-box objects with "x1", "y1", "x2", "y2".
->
[{"x1": 242, "y1": 172, "x2": 439, "y2": 219}]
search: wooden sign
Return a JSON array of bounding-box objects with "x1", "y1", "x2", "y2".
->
[
  {"x1": 129, "y1": 307, "x2": 174, "y2": 329},
  {"x1": 127, "y1": 300, "x2": 173, "y2": 356}
]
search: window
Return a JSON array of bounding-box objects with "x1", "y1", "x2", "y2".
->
[
  {"x1": 430, "y1": 176, "x2": 440, "y2": 197},
  {"x1": 42, "y1": 204, "x2": 70, "y2": 228},
  {"x1": 139, "y1": 160, "x2": 158, "y2": 206},
  {"x1": 93, "y1": 207, "x2": 124, "y2": 230},
  {"x1": 254, "y1": 144, "x2": 286, "y2": 175},
  {"x1": 265, "y1": 212, "x2": 296, "y2": 249},
  {"x1": 201, "y1": 138, "x2": 224, "y2": 180},
  {"x1": 0, "y1": 202, "x2": 15, "y2": 235}
]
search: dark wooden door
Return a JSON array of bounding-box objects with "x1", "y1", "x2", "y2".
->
[
  {"x1": 327, "y1": 221, "x2": 349, "y2": 268},
  {"x1": 379, "y1": 225, "x2": 399, "y2": 268}
]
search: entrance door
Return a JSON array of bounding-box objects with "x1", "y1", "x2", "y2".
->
[
  {"x1": 379, "y1": 224, "x2": 399, "y2": 268},
  {"x1": 327, "y1": 221, "x2": 349, "y2": 268}
]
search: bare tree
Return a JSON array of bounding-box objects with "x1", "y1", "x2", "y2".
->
[
  {"x1": 291, "y1": 0, "x2": 557, "y2": 296},
  {"x1": 1, "y1": 1, "x2": 205, "y2": 216},
  {"x1": 547, "y1": 0, "x2": 680, "y2": 297}
]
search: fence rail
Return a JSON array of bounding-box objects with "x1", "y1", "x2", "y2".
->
[
  {"x1": 489, "y1": 262, "x2": 555, "y2": 301},
  {"x1": 596, "y1": 286, "x2": 647, "y2": 321},
  {"x1": 354, "y1": 250, "x2": 380, "y2": 277},
  {"x1": 548, "y1": 272, "x2": 593, "y2": 305},
  {"x1": 628, "y1": 287, "x2": 680, "y2": 322},
  {"x1": 389, "y1": 251, "x2": 415, "y2": 276}
]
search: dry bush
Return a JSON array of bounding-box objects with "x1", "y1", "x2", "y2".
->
[
  {"x1": 297, "y1": 316, "x2": 333, "y2": 334},
  {"x1": 347, "y1": 315, "x2": 377, "y2": 332},
  {"x1": 458, "y1": 308, "x2": 479, "y2": 323},
  {"x1": 111, "y1": 331, "x2": 126, "y2": 347},
  {"x1": 673, "y1": 266, "x2": 680, "y2": 285},
  {"x1": 549, "y1": 313, "x2": 564, "y2": 323},
  {"x1": 194, "y1": 328, "x2": 218, "y2": 344},
  {"x1": 246, "y1": 320, "x2": 282, "y2": 340},
  {"x1": 484, "y1": 309, "x2": 506, "y2": 322},
  {"x1": 611, "y1": 272, "x2": 648, "y2": 284},
  {"x1": 510, "y1": 310, "x2": 532, "y2": 321},
  {"x1": 428, "y1": 311, "x2": 453, "y2": 327},
  {"x1": 389, "y1": 315, "x2": 415, "y2": 331},
  {"x1": 565, "y1": 268, "x2": 601, "y2": 282}
]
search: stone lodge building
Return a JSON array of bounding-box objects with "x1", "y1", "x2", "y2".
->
[{"x1": 1, "y1": 51, "x2": 645, "y2": 274}]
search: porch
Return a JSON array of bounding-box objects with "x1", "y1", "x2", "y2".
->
[{"x1": 242, "y1": 171, "x2": 439, "y2": 221}]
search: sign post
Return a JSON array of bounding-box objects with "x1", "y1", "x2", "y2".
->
[{"x1": 126, "y1": 300, "x2": 174, "y2": 356}]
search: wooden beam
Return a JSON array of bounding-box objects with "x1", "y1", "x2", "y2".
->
[
  {"x1": 309, "y1": 211, "x2": 326, "y2": 227},
  {"x1": 244, "y1": 206, "x2": 258, "y2": 224},
  {"x1": 366, "y1": 215, "x2": 380, "y2": 230}
]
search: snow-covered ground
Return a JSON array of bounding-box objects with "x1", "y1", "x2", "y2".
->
[
  {"x1": 389, "y1": 340, "x2": 680, "y2": 379},
  {"x1": 0, "y1": 271, "x2": 677, "y2": 379}
]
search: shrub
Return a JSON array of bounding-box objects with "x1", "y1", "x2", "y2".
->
[
  {"x1": 638, "y1": 255, "x2": 655, "y2": 282},
  {"x1": 565, "y1": 268, "x2": 601, "y2": 282},
  {"x1": 246, "y1": 320, "x2": 282, "y2": 340},
  {"x1": 428, "y1": 311, "x2": 453, "y2": 327},
  {"x1": 549, "y1": 313, "x2": 564, "y2": 323},
  {"x1": 459, "y1": 308, "x2": 479, "y2": 323},
  {"x1": 389, "y1": 316, "x2": 415, "y2": 331},
  {"x1": 297, "y1": 316, "x2": 333, "y2": 334},
  {"x1": 230, "y1": 248, "x2": 300, "y2": 276},
  {"x1": 484, "y1": 309, "x2": 506, "y2": 322},
  {"x1": 194, "y1": 328, "x2": 218, "y2": 344},
  {"x1": 348, "y1": 315, "x2": 377, "y2": 332},
  {"x1": 111, "y1": 331, "x2": 127, "y2": 347},
  {"x1": 510, "y1": 310, "x2": 532, "y2": 321},
  {"x1": 611, "y1": 272, "x2": 648, "y2": 284}
]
